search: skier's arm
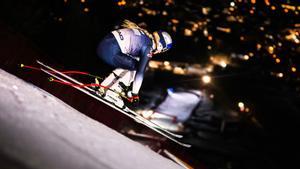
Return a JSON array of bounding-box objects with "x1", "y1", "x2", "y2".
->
[{"x1": 132, "y1": 46, "x2": 152, "y2": 95}]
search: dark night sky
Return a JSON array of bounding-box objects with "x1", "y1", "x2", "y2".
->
[{"x1": 1, "y1": 0, "x2": 300, "y2": 168}]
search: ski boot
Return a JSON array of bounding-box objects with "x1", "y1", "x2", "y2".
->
[
  {"x1": 94, "y1": 77, "x2": 125, "y2": 108},
  {"x1": 103, "y1": 89, "x2": 126, "y2": 109},
  {"x1": 118, "y1": 81, "x2": 140, "y2": 108}
]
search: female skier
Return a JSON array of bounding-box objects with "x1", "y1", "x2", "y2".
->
[{"x1": 97, "y1": 20, "x2": 172, "y2": 104}]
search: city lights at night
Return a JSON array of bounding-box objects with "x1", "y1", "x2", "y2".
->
[{"x1": 0, "y1": 0, "x2": 299, "y2": 169}]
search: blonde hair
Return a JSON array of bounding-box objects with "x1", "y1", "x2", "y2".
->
[{"x1": 122, "y1": 20, "x2": 154, "y2": 40}]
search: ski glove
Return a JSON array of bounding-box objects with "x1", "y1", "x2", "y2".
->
[
  {"x1": 129, "y1": 93, "x2": 139, "y2": 105},
  {"x1": 132, "y1": 94, "x2": 139, "y2": 104}
]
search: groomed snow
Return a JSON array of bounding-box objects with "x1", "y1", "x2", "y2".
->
[{"x1": 0, "y1": 69, "x2": 182, "y2": 169}]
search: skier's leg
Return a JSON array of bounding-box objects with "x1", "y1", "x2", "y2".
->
[
  {"x1": 106, "y1": 53, "x2": 138, "y2": 94},
  {"x1": 99, "y1": 50, "x2": 137, "y2": 87},
  {"x1": 97, "y1": 69, "x2": 128, "y2": 96},
  {"x1": 101, "y1": 69, "x2": 128, "y2": 87},
  {"x1": 118, "y1": 70, "x2": 136, "y2": 88},
  {"x1": 113, "y1": 53, "x2": 137, "y2": 93},
  {"x1": 96, "y1": 33, "x2": 122, "y2": 95},
  {"x1": 129, "y1": 70, "x2": 136, "y2": 85},
  {"x1": 112, "y1": 53, "x2": 138, "y2": 71}
]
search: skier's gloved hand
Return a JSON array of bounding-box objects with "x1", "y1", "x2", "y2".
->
[
  {"x1": 132, "y1": 94, "x2": 139, "y2": 104},
  {"x1": 128, "y1": 93, "x2": 139, "y2": 106}
]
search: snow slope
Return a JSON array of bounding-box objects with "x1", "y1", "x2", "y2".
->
[{"x1": 0, "y1": 69, "x2": 182, "y2": 169}]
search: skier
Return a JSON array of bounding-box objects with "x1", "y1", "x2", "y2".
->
[{"x1": 96, "y1": 20, "x2": 172, "y2": 104}]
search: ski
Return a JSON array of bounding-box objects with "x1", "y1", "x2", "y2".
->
[
  {"x1": 37, "y1": 60, "x2": 190, "y2": 147},
  {"x1": 37, "y1": 60, "x2": 182, "y2": 138},
  {"x1": 36, "y1": 60, "x2": 182, "y2": 139}
]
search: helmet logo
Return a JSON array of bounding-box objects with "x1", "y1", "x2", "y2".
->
[{"x1": 153, "y1": 31, "x2": 172, "y2": 53}]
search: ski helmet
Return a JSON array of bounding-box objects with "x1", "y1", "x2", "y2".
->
[{"x1": 153, "y1": 31, "x2": 172, "y2": 52}]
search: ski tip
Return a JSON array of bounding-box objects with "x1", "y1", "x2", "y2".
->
[
  {"x1": 36, "y1": 60, "x2": 43, "y2": 64},
  {"x1": 174, "y1": 134, "x2": 184, "y2": 138},
  {"x1": 185, "y1": 144, "x2": 192, "y2": 148},
  {"x1": 178, "y1": 143, "x2": 192, "y2": 148}
]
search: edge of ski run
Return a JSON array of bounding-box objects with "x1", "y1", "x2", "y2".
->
[{"x1": 37, "y1": 60, "x2": 191, "y2": 148}]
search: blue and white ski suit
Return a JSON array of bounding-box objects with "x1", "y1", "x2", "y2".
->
[{"x1": 97, "y1": 28, "x2": 155, "y2": 94}]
